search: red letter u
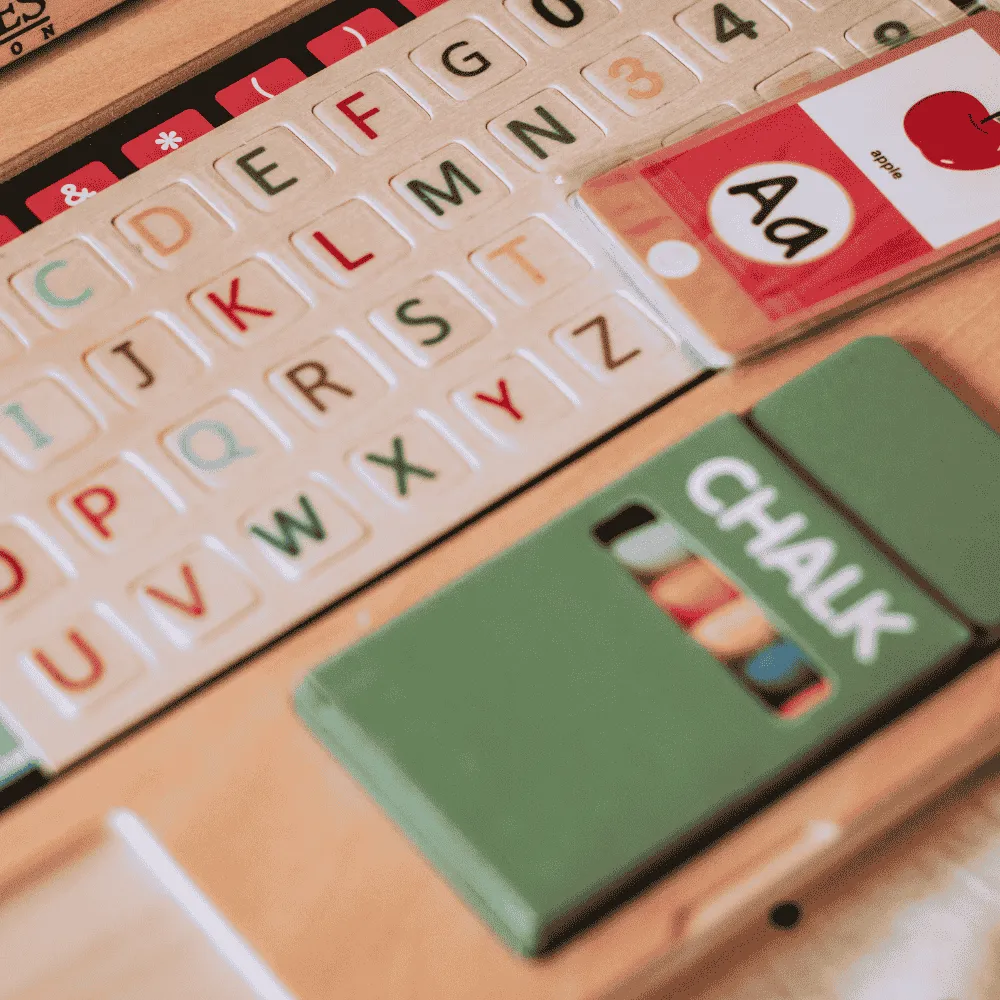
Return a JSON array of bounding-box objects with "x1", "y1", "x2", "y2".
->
[{"x1": 32, "y1": 631, "x2": 106, "y2": 692}]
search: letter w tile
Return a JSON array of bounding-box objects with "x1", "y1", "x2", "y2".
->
[{"x1": 249, "y1": 494, "x2": 327, "y2": 557}]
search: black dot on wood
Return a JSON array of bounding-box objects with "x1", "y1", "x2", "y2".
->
[{"x1": 769, "y1": 901, "x2": 801, "y2": 929}]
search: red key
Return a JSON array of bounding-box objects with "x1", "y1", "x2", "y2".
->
[
  {"x1": 0, "y1": 216, "x2": 21, "y2": 247},
  {"x1": 25, "y1": 162, "x2": 119, "y2": 223},
  {"x1": 121, "y1": 109, "x2": 215, "y2": 168},
  {"x1": 215, "y1": 58, "x2": 307, "y2": 117},
  {"x1": 398, "y1": 0, "x2": 448, "y2": 15},
  {"x1": 307, "y1": 9, "x2": 397, "y2": 66}
]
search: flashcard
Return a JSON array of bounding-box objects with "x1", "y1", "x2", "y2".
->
[{"x1": 577, "y1": 14, "x2": 1000, "y2": 362}]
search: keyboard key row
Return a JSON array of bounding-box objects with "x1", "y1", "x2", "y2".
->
[
  {"x1": 10, "y1": 112, "x2": 599, "y2": 332},
  {"x1": 0, "y1": 288, "x2": 676, "y2": 486},
  {"x1": 0, "y1": 0, "x2": 955, "y2": 237},
  {"x1": 3, "y1": 325, "x2": 693, "y2": 720}
]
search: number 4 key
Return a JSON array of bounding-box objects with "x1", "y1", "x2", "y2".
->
[{"x1": 676, "y1": 0, "x2": 789, "y2": 63}]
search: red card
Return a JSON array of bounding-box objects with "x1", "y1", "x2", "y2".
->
[
  {"x1": 307, "y1": 9, "x2": 397, "y2": 66},
  {"x1": 121, "y1": 109, "x2": 215, "y2": 168},
  {"x1": 641, "y1": 104, "x2": 931, "y2": 320},
  {"x1": 215, "y1": 58, "x2": 307, "y2": 117},
  {"x1": 0, "y1": 216, "x2": 21, "y2": 247},
  {"x1": 25, "y1": 162, "x2": 119, "y2": 222},
  {"x1": 577, "y1": 14, "x2": 1000, "y2": 361}
]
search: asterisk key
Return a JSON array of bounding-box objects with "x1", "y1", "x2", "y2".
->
[{"x1": 155, "y1": 131, "x2": 183, "y2": 151}]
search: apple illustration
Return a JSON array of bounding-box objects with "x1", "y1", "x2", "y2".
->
[{"x1": 904, "y1": 90, "x2": 1000, "y2": 171}]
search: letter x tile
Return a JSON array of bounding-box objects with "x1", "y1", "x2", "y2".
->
[{"x1": 351, "y1": 417, "x2": 471, "y2": 506}]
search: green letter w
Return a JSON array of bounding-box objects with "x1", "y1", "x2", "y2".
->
[{"x1": 249, "y1": 495, "x2": 326, "y2": 556}]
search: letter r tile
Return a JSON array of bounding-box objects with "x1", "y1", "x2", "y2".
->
[
  {"x1": 351, "y1": 417, "x2": 471, "y2": 506},
  {"x1": 452, "y1": 356, "x2": 573, "y2": 447},
  {"x1": 243, "y1": 480, "x2": 366, "y2": 580},
  {"x1": 470, "y1": 217, "x2": 591, "y2": 306},
  {"x1": 267, "y1": 335, "x2": 389, "y2": 429},
  {"x1": 215, "y1": 127, "x2": 331, "y2": 213},
  {"x1": 133, "y1": 545, "x2": 260, "y2": 648},
  {"x1": 22, "y1": 609, "x2": 146, "y2": 718},
  {"x1": 314, "y1": 73, "x2": 428, "y2": 156},
  {"x1": 190, "y1": 259, "x2": 308, "y2": 346},
  {"x1": 114, "y1": 184, "x2": 231, "y2": 270}
]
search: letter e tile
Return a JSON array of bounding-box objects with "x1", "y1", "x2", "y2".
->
[{"x1": 215, "y1": 127, "x2": 331, "y2": 212}]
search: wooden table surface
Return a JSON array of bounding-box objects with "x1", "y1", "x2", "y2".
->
[{"x1": 5, "y1": 4, "x2": 1000, "y2": 998}]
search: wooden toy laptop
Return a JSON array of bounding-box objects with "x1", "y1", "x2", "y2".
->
[{"x1": 5, "y1": 0, "x2": 1000, "y2": 996}]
